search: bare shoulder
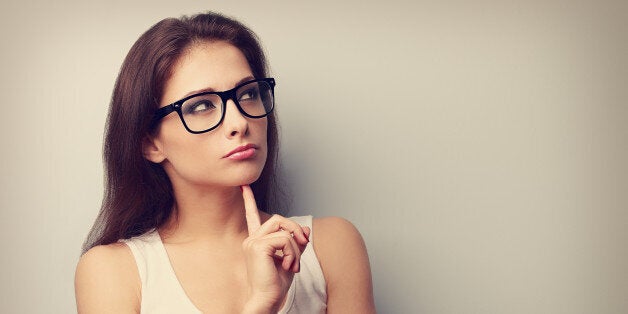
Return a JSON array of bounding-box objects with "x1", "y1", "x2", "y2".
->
[
  {"x1": 312, "y1": 217, "x2": 369, "y2": 274},
  {"x1": 77, "y1": 242, "x2": 136, "y2": 271},
  {"x1": 75, "y1": 243, "x2": 140, "y2": 313},
  {"x1": 312, "y1": 217, "x2": 376, "y2": 313},
  {"x1": 312, "y1": 216, "x2": 364, "y2": 247}
]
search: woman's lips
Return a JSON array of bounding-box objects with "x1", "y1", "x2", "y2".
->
[{"x1": 223, "y1": 144, "x2": 258, "y2": 160}]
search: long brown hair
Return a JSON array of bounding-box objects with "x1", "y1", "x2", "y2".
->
[{"x1": 82, "y1": 12, "x2": 284, "y2": 253}]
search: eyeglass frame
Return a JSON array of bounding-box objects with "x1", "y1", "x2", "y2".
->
[{"x1": 151, "y1": 77, "x2": 276, "y2": 134}]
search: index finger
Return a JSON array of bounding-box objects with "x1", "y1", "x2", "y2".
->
[{"x1": 241, "y1": 185, "x2": 262, "y2": 235}]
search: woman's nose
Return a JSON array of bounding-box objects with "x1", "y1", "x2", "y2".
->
[{"x1": 222, "y1": 99, "x2": 249, "y2": 138}]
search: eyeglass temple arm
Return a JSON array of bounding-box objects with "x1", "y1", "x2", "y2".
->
[{"x1": 150, "y1": 104, "x2": 176, "y2": 127}]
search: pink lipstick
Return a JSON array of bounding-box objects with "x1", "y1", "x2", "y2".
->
[{"x1": 223, "y1": 144, "x2": 258, "y2": 160}]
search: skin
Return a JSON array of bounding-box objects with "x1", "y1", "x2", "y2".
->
[{"x1": 75, "y1": 41, "x2": 375, "y2": 313}]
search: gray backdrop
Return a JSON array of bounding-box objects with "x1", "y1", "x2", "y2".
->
[{"x1": 0, "y1": 0, "x2": 626, "y2": 313}]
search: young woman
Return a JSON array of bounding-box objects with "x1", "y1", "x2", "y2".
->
[{"x1": 75, "y1": 12, "x2": 375, "y2": 313}]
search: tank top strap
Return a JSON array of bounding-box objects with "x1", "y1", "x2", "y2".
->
[
  {"x1": 281, "y1": 215, "x2": 328, "y2": 314},
  {"x1": 121, "y1": 230, "x2": 201, "y2": 313}
]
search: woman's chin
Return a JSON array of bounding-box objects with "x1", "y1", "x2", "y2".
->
[{"x1": 233, "y1": 170, "x2": 263, "y2": 187}]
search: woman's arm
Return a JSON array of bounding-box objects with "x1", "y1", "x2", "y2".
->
[
  {"x1": 313, "y1": 217, "x2": 376, "y2": 313},
  {"x1": 74, "y1": 243, "x2": 141, "y2": 314}
]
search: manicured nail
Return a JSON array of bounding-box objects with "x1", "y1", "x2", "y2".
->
[{"x1": 304, "y1": 227, "x2": 310, "y2": 241}]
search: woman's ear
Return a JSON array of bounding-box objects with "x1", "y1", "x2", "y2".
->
[{"x1": 142, "y1": 136, "x2": 166, "y2": 163}]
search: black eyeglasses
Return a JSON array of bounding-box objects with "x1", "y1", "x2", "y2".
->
[{"x1": 152, "y1": 78, "x2": 275, "y2": 134}]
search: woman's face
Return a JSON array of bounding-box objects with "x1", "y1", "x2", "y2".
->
[{"x1": 146, "y1": 41, "x2": 268, "y2": 190}]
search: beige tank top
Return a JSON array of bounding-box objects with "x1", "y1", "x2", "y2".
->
[{"x1": 122, "y1": 215, "x2": 327, "y2": 313}]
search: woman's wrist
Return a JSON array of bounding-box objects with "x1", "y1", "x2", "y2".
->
[
  {"x1": 242, "y1": 291, "x2": 284, "y2": 314},
  {"x1": 241, "y1": 299, "x2": 276, "y2": 314}
]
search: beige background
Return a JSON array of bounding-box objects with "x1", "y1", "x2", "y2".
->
[{"x1": 0, "y1": 0, "x2": 626, "y2": 313}]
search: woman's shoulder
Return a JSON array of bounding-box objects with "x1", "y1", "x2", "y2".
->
[
  {"x1": 77, "y1": 242, "x2": 137, "y2": 270},
  {"x1": 75, "y1": 243, "x2": 141, "y2": 312},
  {"x1": 311, "y1": 216, "x2": 367, "y2": 274},
  {"x1": 311, "y1": 216, "x2": 376, "y2": 312},
  {"x1": 75, "y1": 242, "x2": 140, "y2": 289},
  {"x1": 81, "y1": 241, "x2": 133, "y2": 256},
  {"x1": 312, "y1": 216, "x2": 363, "y2": 242}
]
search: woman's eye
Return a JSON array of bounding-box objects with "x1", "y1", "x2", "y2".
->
[
  {"x1": 238, "y1": 88, "x2": 259, "y2": 102},
  {"x1": 185, "y1": 101, "x2": 216, "y2": 114}
]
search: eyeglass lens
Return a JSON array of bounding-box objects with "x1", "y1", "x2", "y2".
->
[{"x1": 180, "y1": 80, "x2": 274, "y2": 132}]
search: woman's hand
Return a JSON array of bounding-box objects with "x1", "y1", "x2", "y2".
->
[{"x1": 240, "y1": 185, "x2": 310, "y2": 313}]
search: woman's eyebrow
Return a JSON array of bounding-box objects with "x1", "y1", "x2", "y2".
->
[{"x1": 182, "y1": 76, "x2": 255, "y2": 98}]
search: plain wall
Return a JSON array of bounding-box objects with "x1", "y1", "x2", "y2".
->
[{"x1": 0, "y1": 0, "x2": 626, "y2": 313}]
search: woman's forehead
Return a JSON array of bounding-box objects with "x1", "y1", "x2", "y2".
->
[{"x1": 161, "y1": 41, "x2": 254, "y2": 105}]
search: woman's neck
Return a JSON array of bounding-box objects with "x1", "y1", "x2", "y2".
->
[{"x1": 159, "y1": 185, "x2": 249, "y2": 244}]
